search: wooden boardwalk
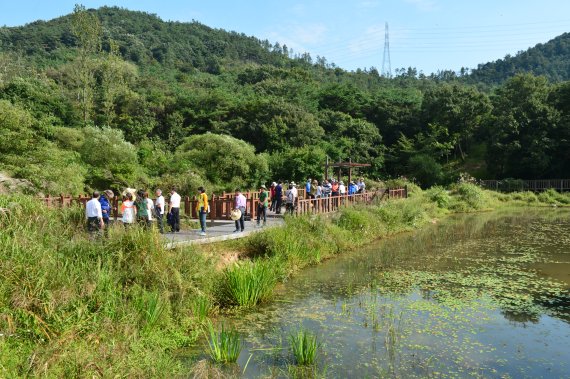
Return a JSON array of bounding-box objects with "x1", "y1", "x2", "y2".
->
[{"x1": 40, "y1": 187, "x2": 408, "y2": 221}]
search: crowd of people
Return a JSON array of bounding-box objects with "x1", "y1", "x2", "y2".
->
[{"x1": 85, "y1": 177, "x2": 366, "y2": 237}]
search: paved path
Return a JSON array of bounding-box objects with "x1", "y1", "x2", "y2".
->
[{"x1": 163, "y1": 214, "x2": 284, "y2": 248}]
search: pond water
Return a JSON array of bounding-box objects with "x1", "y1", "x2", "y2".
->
[{"x1": 225, "y1": 210, "x2": 570, "y2": 378}]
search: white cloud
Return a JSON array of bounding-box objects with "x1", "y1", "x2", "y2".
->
[{"x1": 403, "y1": 0, "x2": 438, "y2": 12}]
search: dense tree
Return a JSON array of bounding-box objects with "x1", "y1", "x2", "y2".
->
[
  {"x1": 0, "y1": 6, "x2": 568, "y2": 194},
  {"x1": 485, "y1": 74, "x2": 558, "y2": 178}
]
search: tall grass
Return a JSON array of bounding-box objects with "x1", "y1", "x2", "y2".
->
[
  {"x1": 217, "y1": 260, "x2": 278, "y2": 307},
  {"x1": 289, "y1": 328, "x2": 319, "y2": 366},
  {"x1": 204, "y1": 320, "x2": 242, "y2": 364},
  {"x1": 0, "y1": 194, "x2": 217, "y2": 377}
]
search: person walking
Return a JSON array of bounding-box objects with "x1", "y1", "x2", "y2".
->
[
  {"x1": 275, "y1": 181, "x2": 283, "y2": 214},
  {"x1": 291, "y1": 182, "x2": 298, "y2": 214},
  {"x1": 196, "y1": 186, "x2": 208, "y2": 236},
  {"x1": 305, "y1": 178, "x2": 312, "y2": 199},
  {"x1": 169, "y1": 187, "x2": 181, "y2": 233},
  {"x1": 86, "y1": 191, "x2": 104, "y2": 236},
  {"x1": 285, "y1": 184, "x2": 295, "y2": 215},
  {"x1": 155, "y1": 189, "x2": 165, "y2": 234},
  {"x1": 135, "y1": 190, "x2": 151, "y2": 228},
  {"x1": 121, "y1": 192, "x2": 136, "y2": 228},
  {"x1": 269, "y1": 182, "x2": 277, "y2": 212},
  {"x1": 257, "y1": 185, "x2": 269, "y2": 227},
  {"x1": 99, "y1": 190, "x2": 114, "y2": 233},
  {"x1": 144, "y1": 191, "x2": 154, "y2": 227},
  {"x1": 233, "y1": 188, "x2": 246, "y2": 233}
]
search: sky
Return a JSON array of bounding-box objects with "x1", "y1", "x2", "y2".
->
[{"x1": 1, "y1": 0, "x2": 569, "y2": 74}]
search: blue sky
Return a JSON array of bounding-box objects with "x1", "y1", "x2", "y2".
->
[{"x1": 1, "y1": 0, "x2": 569, "y2": 74}]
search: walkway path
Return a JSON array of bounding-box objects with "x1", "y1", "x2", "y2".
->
[{"x1": 164, "y1": 214, "x2": 284, "y2": 248}]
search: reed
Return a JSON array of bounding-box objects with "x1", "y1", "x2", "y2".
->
[
  {"x1": 218, "y1": 260, "x2": 277, "y2": 307},
  {"x1": 289, "y1": 328, "x2": 319, "y2": 366},
  {"x1": 204, "y1": 320, "x2": 242, "y2": 364}
]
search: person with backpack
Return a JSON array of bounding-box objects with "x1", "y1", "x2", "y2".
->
[
  {"x1": 256, "y1": 185, "x2": 269, "y2": 227},
  {"x1": 99, "y1": 190, "x2": 114, "y2": 234},
  {"x1": 196, "y1": 186, "x2": 208, "y2": 236},
  {"x1": 135, "y1": 190, "x2": 151, "y2": 228}
]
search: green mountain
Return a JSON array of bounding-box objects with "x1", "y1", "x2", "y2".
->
[
  {"x1": 0, "y1": 6, "x2": 302, "y2": 72},
  {"x1": 469, "y1": 33, "x2": 570, "y2": 84},
  {"x1": 1, "y1": 6, "x2": 570, "y2": 195}
]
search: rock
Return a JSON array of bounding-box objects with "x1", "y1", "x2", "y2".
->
[{"x1": 0, "y1": 172, "x2": 34, "y2": 194}]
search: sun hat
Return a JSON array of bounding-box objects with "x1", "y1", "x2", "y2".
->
[
  {"x1": 260, "y1": 184, "x2": 267, "y2": 189},
  {"x1": 290, "y1": 182, "x2": 296, "y2": 186},
  {"x1": 104, "y1": 189, "x2": 114, "y2": 199},
  {"x1": 230, "y1": 208, "x2": 242, "y2": 221}
]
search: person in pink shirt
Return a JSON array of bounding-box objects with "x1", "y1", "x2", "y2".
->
[{"x1": 233, "y1": 188, "x2": 247, "y2": 233}]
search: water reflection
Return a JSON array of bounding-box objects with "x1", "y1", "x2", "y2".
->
[{"x1": 229, "y1": 210, "x2": 570, "y2": 378}]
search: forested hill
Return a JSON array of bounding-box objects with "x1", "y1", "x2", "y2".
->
[
  {"x1": 1, "y1": 6, "x2": 570, "y2": 196},
  {"x1": 468, "y1": 33, "x2": 570, "y2": 85},
  {"x1": 0, "y1": 6, "x2": 302, "y2": 72}
]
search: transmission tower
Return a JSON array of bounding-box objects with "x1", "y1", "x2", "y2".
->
[{"x1": 381, "y1": 22, "x2": 392, "y2": 78}]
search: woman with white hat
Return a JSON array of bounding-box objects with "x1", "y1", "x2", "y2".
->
[{"x1": 233, "y1": 188, "x2": 246, "y2": 233}]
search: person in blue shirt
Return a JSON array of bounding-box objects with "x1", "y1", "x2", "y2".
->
[
  {"x1": 305, "y1": 178, "x2": 312, "y2": 199},
  {"x1": 348, "y1": 181, "x2": 357, "y2": 195},
  {"x1": 99, "y1": 190, "x2": 114, "y2": 235}
]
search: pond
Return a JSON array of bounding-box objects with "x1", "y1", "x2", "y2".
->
[{"x1": 218, "y1": 210, "x2": 570, "y2": 378}]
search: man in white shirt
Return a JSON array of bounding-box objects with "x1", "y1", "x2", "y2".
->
[
  {"x1": 290, "y1": 182, "x2": 298, "y2": 211},
  {"x1": 155, "y1": 189, "x2": 165, "y2": 234},
  {"x1": 169, "y1": 187, "x2": 181, "y2": 233},
  {"x1": 339, "y1": 181, "x2": 346, "y2": 195},
  {"x1": 85, "y1": 191, "x2": 104, "y2": 235}
]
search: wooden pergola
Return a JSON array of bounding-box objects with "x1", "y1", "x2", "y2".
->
[{"x1": 324, "y1": 157, "x2": 371, "y2": 184}]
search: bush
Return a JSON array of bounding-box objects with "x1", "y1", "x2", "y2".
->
[
  {"x1": 451, "y1": 182, "x2": 487, "y2": 210},
  {"x1": 425, "y1": 186, "x2": 451, "y2": 208}
]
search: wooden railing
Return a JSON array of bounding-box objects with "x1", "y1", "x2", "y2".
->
[
  {"x1": 39, "y1": 187, "x2": 408, "y2": 221},
  {"x1": 480, "y1": 179, "x2": 570, "y2": 192}
]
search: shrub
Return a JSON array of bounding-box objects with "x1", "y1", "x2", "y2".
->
[
  {"x1": 425, "y1": 186, "x2": 451, "y2": 208},
  {"x1": 452, "y1": 182, "x2": 487, "y2": 210}
]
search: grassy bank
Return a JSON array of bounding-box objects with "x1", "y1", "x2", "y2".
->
[{"x1": 1, "y1": 184, "x2": 569, "y2": 377}]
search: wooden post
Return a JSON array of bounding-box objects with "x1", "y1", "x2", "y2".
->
[
  {"x1": 348, "y1": 158, "x2": 352, "y2": 188},
  {"x1": 184, "y1": 196, "x2": 191, "y2": 216},
  {"x1": 210, "y1": 195, "x2": 215, "y2": 225}
]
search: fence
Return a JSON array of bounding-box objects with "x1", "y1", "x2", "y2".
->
[
  {"x1": 480, "y1": 179, "x2": 570, "y2": 193},
  {"x1": 40, "y1": 186, "x2": 408, "y2": 221}
]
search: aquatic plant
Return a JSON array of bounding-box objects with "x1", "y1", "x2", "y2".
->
[
  {"x1": 218, "y1": 260, "x2": 277, "y2": 307},
  {"x1": 191, "y1": 295, "x2": 213, "y2": 322},
  {"x1": 204, "y1": 320, "x2": 242, "y2": 364},
  {"x1": 289, "y1": 328, "x2": 319, "y2": 366}
]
